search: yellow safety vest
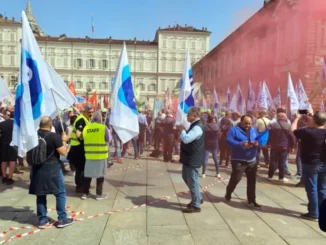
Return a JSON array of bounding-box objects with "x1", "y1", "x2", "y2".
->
[
  {"x1": 70, "y1": 114, "x2": 90, "y2": 146},
  {"x1": 83, "y1": 123, "x2": 108, "y2": 160}
]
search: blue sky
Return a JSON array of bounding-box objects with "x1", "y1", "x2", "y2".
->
[{"x1": 4, "y1": 0, "x2": 263, "y2": 49}]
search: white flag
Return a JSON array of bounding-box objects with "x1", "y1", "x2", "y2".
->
[
  {"x1": 0, "y1": 76, "x2": 12, "y2": 102},
  {"x1": 236, "y1": 84, "x2": 244, "y2": 113},
  {"x1": 287, "y1": 73, "x2": 299, "y2": 114},
  {"x1": 229, "y1": 94, "x2": 237, "y2": 112},
  {"x1": 297, "y1": 79, "x2": 311, "y2": 110},
  {"x1": 247, "y1": 80, "x2": 256, "y2": 111},
  {"x1": 257, "y1": 81, "x2": 268, "y2": 110},
  {"x1": 264, "y1": 81, "x2": 276, "y2": 111},
  {"x1": 176, "y1": 51, "x2": 195, "y2": 128},
  {"x1": 320, "y1": 101, "x2": 325, "y2": 113},
  {"x1": 110, "y1": 43, "x2": 139, "y2": 143},
  {"x1": 273, "y1": 87, "x2": 281, "y2": 109}
]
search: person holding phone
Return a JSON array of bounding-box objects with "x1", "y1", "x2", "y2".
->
[{"x1": 225, "y1": 115, "x2": 261, "y2": 209}]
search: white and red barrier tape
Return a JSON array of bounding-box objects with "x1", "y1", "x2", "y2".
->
[{"x1": 0, "y1": 176, "x2": 230, "y2": 244}]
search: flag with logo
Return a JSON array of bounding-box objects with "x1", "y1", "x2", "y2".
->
[
  {"x1": 297, "y1": 79, "x2": 311, "y2": 109},
  {"x1": 12, "y1": 11, "x2": 54, "y2": 157},
  {"x1": 110, "y1": 43, "x2": 139, "y2": 143},
  {"x1": 287, "y1": 72, "x2": 299, "y2": 114},
  {"x1": 273, "y1": 87, "x2": 281, "y2": 109},
  {"x1": 257, "y1": 81, "x2": 268, "y2": 110},
  {"x1": 247, "y1": 79, "x2": 255, "y2": 111},
  {"x1": 176, "y1": 51, "x2": 195, "y2": 128},
  {"x1": 0, "y1": 76, "x2": 12, "y2": 101}
]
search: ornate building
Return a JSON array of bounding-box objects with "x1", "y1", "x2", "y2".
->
[
  {"x1": 0, "y1": 1, "x2": 210, "y2": 101},
  {"x1": 193, "y1": 0, "x2": 326, "y2": 109}
]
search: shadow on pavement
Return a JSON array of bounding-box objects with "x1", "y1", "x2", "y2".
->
[{"x1": 125, "y1": 195, "x2": 184, "y2": 211}]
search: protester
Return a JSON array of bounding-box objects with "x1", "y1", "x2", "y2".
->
[
  {"x1": 202, "y1": 115, "x2": 220, "y2": 178},
  {"x1": 291, "y1": 111, "x2": 326, "y2": 221},
  {"x1": 230, "y1": 112, "x2": 241, "y2": 126},
  {"x1": 150, "y1": 112, "x2": 164, "y2": 157},
  {"x1": 137, "y1": 108, "x2": 148, "y2": 156},
  {"x1": 81, "y1": 112, "x2": 110, "y2": 200},
  {"x1": 219, "y1": 114, "x2": 232, "y2": 167},
  {"x1": 268, "y1": 112, "x2": 295, "y2": 182},
  {"x1": 163, "y1": 110, "x2": 176, "y2": 162},
  {"x1": 68, "y1": 103, "x2": 93, "y2": 193},
  {"x1": 179, "y1": 107, "x2": 205, "y2": 213},
  {"x1": 0, "y1": 110, "x2": 17, "y2": 185},
  {"x1": 256, "y1": 110, "x2": 270, "y2": 168},
  {"x1": 112, "y1": 128, "x2": 123, "y2": 163},
  {"x1": 29, "y1": 116, "x2": 73, "y2": 229},
  {"x1": 225, "y1": 115, "x2": 261, "y2": 209}
]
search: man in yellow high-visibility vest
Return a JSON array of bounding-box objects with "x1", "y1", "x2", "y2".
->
[
  {"x1": 81, "y1": 111, "x2": 111, "y2": 200},
  {"x1": 68, "y1": 103, "x2": 94, "y2": 193}
]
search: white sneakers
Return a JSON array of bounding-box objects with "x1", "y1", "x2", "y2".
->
[{"x1": 201, "y1": 174, "x2": 206, "y2": 178}]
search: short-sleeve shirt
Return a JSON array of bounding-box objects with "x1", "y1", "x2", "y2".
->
[
  {"x1": 294, "y1": 127, "x2": 326, "y2": 164},
  {"x1": 38, "y1": 129, "x2": 63, "y2": 161},
  {"x1": 256, "y1": 117, "x2": 270, "y2": 133}
]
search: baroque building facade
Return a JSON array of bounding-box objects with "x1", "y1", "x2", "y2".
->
[{"x1": 0, "y1": 1, "x2": 210, "y2": 101}]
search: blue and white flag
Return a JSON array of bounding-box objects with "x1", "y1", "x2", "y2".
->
[
  {"x1": 0, "y1": 76, "x2": 12, "y2": 101},
  {"x1": 247, "y1": 79, "x2": 256, "y2": 111},
  {"x1": 257, "y1": 82, "x2": 268, "y2": 110},
  {"x1": 176, "y1": 51, "x2": 195, "y2": 128},
  {"x1": 273, "y1": 87, "x2": 281, "y2": 108},
  {"x1": 110, "y1": 43, "x2": 139, "y2": 143},
  {"x1": 11, "y1": 11, "x2": 54, "y2": 157},
  {"x1": 297, "y1": 79, "x2": 311, "y2": 110},
  {"x1": 287, "y1": 72, "x2": 299, "y2": 114},
  {"x1": 226, "y1": 87, "x2": 231, "y2": 109},
  {"x1": 213, "y1": 86, "x2": 219, "y2": 115}
]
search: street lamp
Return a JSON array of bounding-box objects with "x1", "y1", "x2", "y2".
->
[{"x1": 86, "y1": 85, "x2": 92, "y2": 100}]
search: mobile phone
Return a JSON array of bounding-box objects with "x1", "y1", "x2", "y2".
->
[{"x1": 298, "y1": 109, "x2": 308, "y2": 115}]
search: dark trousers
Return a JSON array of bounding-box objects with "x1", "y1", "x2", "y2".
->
[
  {"x1": 226, "y1": 160, "x2": 257, "y2": 203},
  {"x1": 219, "y1": 141, "x2": 230, "y2": 165},
  {"x1": 131, "y1": 137, "x2": 139, "y2": 158},
  {"x1": 83, "y1": 177, "x2": 104, "y2": 195},
  {"x1": 256, "y1": 147, "x2": 270, "y2": 165},
  {"x1": 154, "y1": 132, "x2": 163, "y2": 151},
  {"x1": 163, "y1": 134, "x2": 174, "y2": 161},
  {"x1": 269, "y1": 149, "x2": 288, "y2": 179}
]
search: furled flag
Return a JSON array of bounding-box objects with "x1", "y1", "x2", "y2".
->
[
  {"x1": 273, "y1": 87, "x2": 281, "y2": 109},
  {"x1": 257, "y1": 81, "x2": 268, "y2": 110},
  {"x1": 213, "y1": 86, "x2": 219, "y2": 115},
  {"x1": 88, "y1": 91, "x2": 97, "y2": 110},
  {"x1": 0, "y1": 76, "x2": 12, "y2": 101},
  {"x1": 68, "y1": 81, "x2": 77, "y2": 96},
  {"x1": 12, "y1": 11, "x2": 54, "y2": 157},
  {"x1": 226, "y1": 87, "x2": 231, "y2": 108},
  {"x1": 287, "y1": 72, "x2": 299, "y2": 114},
  {"x1": 264, "y1": 81, "x2": 276, "y2": 111},
  {"x1": 320, "y1": 101, "x2": 325, "y2": 113},
  {"x1": 176, "y1": 51, "x2": 195, "y2": 128},
  {"x1": 297, "y1": 79, "x2": 311, "y2": 109},
  {"x1": 247, "y1": 79, "x2": 256, "y2": 111},
  {"x1": 110, "y1": 42, "x2": 139, "y2": 143},
  {"x1": 235, "y1": 84, "x2": 245, "y2": 114}
]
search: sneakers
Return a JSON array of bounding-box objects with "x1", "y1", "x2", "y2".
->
[
  {"x1": 38, "y1": 220, "x2": 50, "y2": 229},
  {"x1": 96, "y1": 194, "x2": 108, "y2": 201},
  {"x1": 300, "y1": 213, "x2": 318, "y2": 222},
  {"x1": 201, "y1": 174, "x2": 206, "y2": 178},
  {"x1": 187, "y1": 199, "x2": 204, "y2": 208},
  {"x1": 6, "y1": 179, "x2": 14, "y2": 185},
  {"x1": 81, "y1": 193, "x2": 90, "y2": 200},
  {"x1": 267, "y1": 177, "x2": 273, "y2": 181},
  {"x1": 294, "y1": 174, "x2": 302, "y2": 180},
  {"x1": 216, "y1": 174, "x2": 221, "y2": 178},
  {"x1": 182, "y1": 205, "x2": 201, "y2": 213},
  {"x1": 246, "y1": 201, "x2": 262, "y2": 210},
  {"x1": 279, "y1": 178, "x2": 289, "y2": 182},
  {"x1": 56, "y1": 218, "x2": 74, "y2": 228}
]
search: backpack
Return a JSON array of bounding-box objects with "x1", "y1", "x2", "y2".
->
[{"x1": 31, "y1": 132, "x2": 54, "y2": 165}]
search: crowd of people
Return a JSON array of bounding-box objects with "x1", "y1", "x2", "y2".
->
[{"x1": 0, "y1": 102, "x2": 325, "y2": 231}]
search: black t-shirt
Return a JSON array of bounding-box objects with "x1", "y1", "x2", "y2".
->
[
  {"x1": 0, "y1": 120, "x2": 14, "y2": 144},
  {"x1": 38, "y1": 129, "x2": 63, "y2": 160},
  {"x1": 74, "y1": 117, "x2": 87, "y2": 144},
  {"x1": 294, "y1": 128, "x2": 326, "y2": 164}
]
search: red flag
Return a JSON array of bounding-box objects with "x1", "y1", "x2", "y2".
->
[
  {"x1": 68, "y1": 81, "x2": 76, "y2": 96},
  {"x1": 88, "y1": 91, "x2": 97, "y2": 110},
  {"x1": 103, "y1": 94, "x2": 109, "y2": 108}
]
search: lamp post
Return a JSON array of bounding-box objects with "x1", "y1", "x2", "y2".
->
[{"x1": 86, "y1": 85, "x2": 92, "y2": 100}]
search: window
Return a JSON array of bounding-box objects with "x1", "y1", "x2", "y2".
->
[
  {"x1": 76, "y1": 59, "x2": 82, "y2": 68},
  {"x1": 76, "y1": 81, "x2": 82, "y2": 89},
  {"x1": 89, "y1": 59, "x2": 95, "y2": 68},
  {"x1": 139, "y1": 83, "x2": 145, "y2": 91},
  {"x1": 148, "y1": 84, "x2": 156, "y2": 91},
  {"x1": 10, "y1": 75, "x2": 17, "y2": 87},
  {"x1": 89, "y1": 81, "x2": 95, "y2": 89},
  {"x1": 102, "y1": 60, "x2": 108, "y2": 69},
  {"x1": 101, "y1": 82, "x2": 108, "y2": 89}
]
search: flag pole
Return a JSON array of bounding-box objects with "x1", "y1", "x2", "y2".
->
[
  {"x1": 52, "y1": 89, "x2": 81, "y2": 115},
  {"x1": 50, "y1": 89, "x2": 65, "y2": 134}
]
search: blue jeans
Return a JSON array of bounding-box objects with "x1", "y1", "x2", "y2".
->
[
  {"x1": 182, "y1": 165, "x2": 202, "y2": 208},
  {"x1": 36, "y1": 171, "x2": 67, "y2": 222},
  {"x1": 203, "y1": 148, "x2": 219, "y2": 174},
  {"x1": 269, "y1": 149, "x2": 288, "y2": 179},
  {"x1": 296, "y1": 147, "x2": 302, "y2": 176},
  {"x1": 131, "y1": 137, "x2": 138, "y2": 158},
  {"x1": 113, "y1": 134, "x2": 122, "y2": 159},
  {"x1": 256, "y1": 147, "x2": 270, "y2": 165},
  {"x1": 302, "y1": 163, "x2": 326, "y2": 218}
]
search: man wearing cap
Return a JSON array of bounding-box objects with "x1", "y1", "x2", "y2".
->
[{"x1": 68, "y1": 103, "x2": 94, "y2": 193}]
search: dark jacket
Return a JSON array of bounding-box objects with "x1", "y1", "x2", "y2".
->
[
  {"x1": 205, "y1": 122, "x2": 219, "y2": 150},
  {"x1": 269, "y1": 120, "x2": 295, "y2": 150},
  {"x1": 179, "y1": 120, "x2": 205, "y2": 168}
]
